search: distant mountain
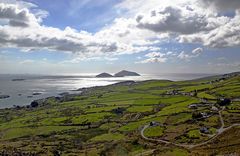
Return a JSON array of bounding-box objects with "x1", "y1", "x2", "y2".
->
[
  {"x1": 96, "y1": 72, "x2": 113, "y2": 78},
  {"x1": 114, "y1": 70, "x2": 140, "y2": 77}
]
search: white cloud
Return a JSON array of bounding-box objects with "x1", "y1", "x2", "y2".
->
[
  {"x1": 137, "y1": 47, "x2": 203, "y2": 63},
  {"x1": 136, "y1": 51, "x2": 176, "y2": 64},
  {"x1": 0, "y1": 0, "x2": 239, "y2": 64},
  {"x1": 192, "y1": 47, "x2": 203, "y2": 55},
  {"x1": 0, "y1": 2, "x2": 140, "y2": 59},
  {"x1": 178, "y1": 51, "x2": 191, "y2": 60},
  {"x1": 0, "y1": 1, "x2": 169, "y2": 61},
  {"x1": 117, "y1": 0, "x2": 240, "y2": 49},
  {"x1": 136, "y1": 6, "x2": 211, "y2": 35},
  {"x1": 0, "y1": 3, "x2": 40, "y2": 27},
  {"x1": 145, "y1": 52, "x2": 165, "y2": 58},
  {"x1": 178, "y1": 47, "x2": 203, "y2": 60},
  {"x1": 179, "y1": 12, "x2": 240, "y2": 48},
  {"x1": 137, "y1": 57, "x2": 167, "y2": 64}
]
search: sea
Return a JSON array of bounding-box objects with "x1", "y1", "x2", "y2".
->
[{"x1": 0, "y1": 73, "x2": 215, "y2": 109}]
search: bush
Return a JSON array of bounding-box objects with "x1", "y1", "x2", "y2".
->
[
  {"x1": 217, "y1": 98, "x2": 231, "y2": 106},
  {"x1": 192, "y1": 112, "x2": 202, "y2": 119}
]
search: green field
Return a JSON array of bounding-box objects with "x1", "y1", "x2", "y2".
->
[{"x1": 0, "y1": 73, "x2": 240, "y2": 155}]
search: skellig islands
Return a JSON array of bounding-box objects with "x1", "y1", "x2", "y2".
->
[{"x1": 96, "y1": 70, "x2": 140, "y2": 78}]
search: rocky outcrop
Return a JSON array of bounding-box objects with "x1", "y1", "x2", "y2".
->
[
  {"x1": 32, "y1": 92, "x2": 42, "y2": 96},
  {"x1": 0, "y1": 95, "x2": 10, "y2": 99},
  {"x1": 30, "y1": 101, "x2": 39, "y2": 108}
]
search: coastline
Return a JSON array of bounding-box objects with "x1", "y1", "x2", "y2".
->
[
  {"x1": 0, "y1": 80, "x2": 137, "y2": 110},
  {"x1": 0, "y1": 71, "x2": 239, "y2": 155},
  {"x1": 0, "y1": 72, "x2": 236, "y2": 110}
]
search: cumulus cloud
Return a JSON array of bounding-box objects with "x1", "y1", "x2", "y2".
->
[
  {"x1": 192, "y1": 47, "x2": 203, "y2": 55},
  {"x1": 0, "y1": 0, "x2": 170, "y2": 62},
  {"x1": 0, "y1": 0, "x2": 239, "y2": 64},
  {"x1": 95, "y1": 17, "x2": 168, "y2": 53},
  {"x1": 0, "y1": 3, "x2": 41, "y2": 27},
  {"x1": 138, "y1": 57, "x2": 167, "y2": 64},
  {"x1": 179, "y1": 12, "x2": 240, "y2": 48},
  {"x1": 0, "y1": 1, "x2": 149, "y2": 59},
  {"x1": 131, "y1": 1, "x2": 240, "y2": 48},
  {"x1": 136, "y1": 51, "x2": 176, "y2": 64},
  {"x1": 136, "y1": 6, "x2": 211, "y2": 34},
  {"x1": 116, "y1": 0, "x2": 240, "y2": 49},
  {"x1": 178, "y1": 47, "x2": 203, "y2": 60}
]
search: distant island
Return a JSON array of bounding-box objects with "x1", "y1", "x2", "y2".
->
[
  {"x1": 96, "y1": 70, "x2": 140, "y2": 78},
  {"x1": 96, "y1": 72, "x2": 113, "y2": 78},
  {"x1": 114, "y1": 70, "x2": 140, "y2": 77}
]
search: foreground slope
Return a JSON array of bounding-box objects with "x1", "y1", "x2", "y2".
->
[{"x1": 0, "y1": 73, "x2": 240, "y2": 155}]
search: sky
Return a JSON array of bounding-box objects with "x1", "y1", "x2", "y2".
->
[{"x1": 0, "y1": 0, "x2": 239, "y2": 75}]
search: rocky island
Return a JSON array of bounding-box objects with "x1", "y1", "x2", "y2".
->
[
  {"x1": 95, "y1": 72, "x2": 113, "y2": 78},
  {"x1": 96, "y1": 70, "x2": 140, "y2": 78},
  {"x1": 114, "y1": 70, "x2": 140, "y2": 77}
]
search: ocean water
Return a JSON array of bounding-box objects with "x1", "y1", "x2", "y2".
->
[{"x1": 0, "y1": 73, "x2": 214, "y2": 108}]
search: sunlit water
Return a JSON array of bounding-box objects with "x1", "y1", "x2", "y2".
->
[{"x1": 0, "y1": 73, "x2": 214, "y2": 108}]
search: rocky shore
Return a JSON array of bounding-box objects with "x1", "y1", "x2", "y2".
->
[{"x1": 0, "y1": 95, "x2": 10, "y2": 99}]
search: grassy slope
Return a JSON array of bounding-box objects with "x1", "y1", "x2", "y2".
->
[{"x1": 0, "y1": 74, "x2": 239, "y2": 155}]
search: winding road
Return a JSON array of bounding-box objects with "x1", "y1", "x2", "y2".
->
[{"x1": 140, "y1": 107, "x2": 240, "y2": 149}]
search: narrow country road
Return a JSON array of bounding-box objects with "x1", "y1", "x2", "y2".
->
[
  {"x1": 217, "y1": 107, "x2": 225, "y2": 133},
  {"x1": 140, "y1": 107, "x2": 240, "y2": 149}
]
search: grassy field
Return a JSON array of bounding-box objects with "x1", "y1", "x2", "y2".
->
[
  {"x1": 144, "y1": 126, "x2": 164, "y2": 137},
  {"x1": 0, "y1": 73, "x2": 239, "y2": 155}
]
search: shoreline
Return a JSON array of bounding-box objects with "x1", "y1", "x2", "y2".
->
[
  {"x1": 0, "y1": 80, "x2": 137, "y2": 110},
  {"x1": 0, "y1": 71, "x2": 239, "y2": 110}
]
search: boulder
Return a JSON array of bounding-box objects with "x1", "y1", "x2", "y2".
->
[{"x1": 30, "y1": 101, "x2": 39, "y2": 108}]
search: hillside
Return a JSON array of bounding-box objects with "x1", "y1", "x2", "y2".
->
[{"x1": 0, "y1": 73, "x2": 240, "y2": 155}]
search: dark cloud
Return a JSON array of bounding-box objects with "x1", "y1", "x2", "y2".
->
[
  {"x1": 199, "y1": 0, "x2": 240, "y2": 12},
  {"x1": 8, "y1": 20, "x2": 28, "y2": 27},
  {"x1": 136, "y1": 6, "x2": 209, "y2": 34},
  {"x1": 0, "y1": 3, "x2": 31, "y2": 27}
]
